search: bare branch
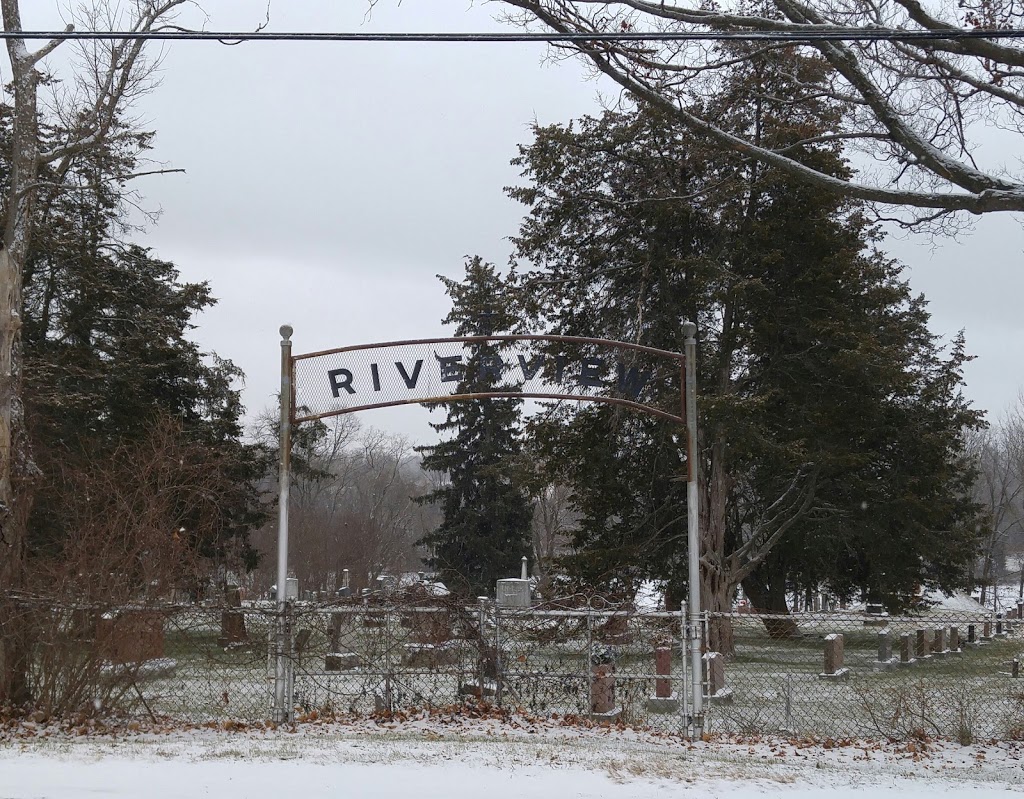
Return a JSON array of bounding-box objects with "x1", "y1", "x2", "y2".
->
[{"x1": 501, "y1": 0, "x2": 1024, "y2": 217}]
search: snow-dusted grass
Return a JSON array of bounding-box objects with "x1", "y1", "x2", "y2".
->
[
  {"x1": 112, "y1": 604, "x2": 1024, "y2": 741},
  {"x1": 2, "y1": 714, "x2": 1023, "y2": 799}
]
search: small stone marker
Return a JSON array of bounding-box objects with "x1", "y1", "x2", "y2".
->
[
  {"x1": 1012, "y1": 659, "x2": 1020, "y2": 679},
  {"x1": 820, "y1": 633, "x2": 850, "y2": 680},
  {"x1": 996, "y1": 614, "x2": 1007, "y2": 639},
  {"x1": 899, "y1": 632, "x2": 915, "y2": 668},
  {"x1": 948, "y1": 626, "x2": 960, "y2": 654},
  {"x1": 983, "y1": 620, "x2": 993, "y2": 641},
  {"x1": 967, "y1": 624, "x2": 977, "y2": 646},
  {"x1": 932, "y1": 626, "x2": 947, "y2": 658},
  {"x1": 325, "y1": 652, "x2": 360, "y2": 671}
]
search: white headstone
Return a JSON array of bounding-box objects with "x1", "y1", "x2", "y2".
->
[{"x1": 496, "y1": 578, "x2": 530, "y2": 607}]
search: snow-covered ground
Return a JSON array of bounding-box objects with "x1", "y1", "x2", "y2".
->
[{"x1": 1, "y1": 714, "x2": 1022, "y2": 798}]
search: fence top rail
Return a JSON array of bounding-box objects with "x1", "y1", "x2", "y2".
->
[{"x1": 709, "y1": 610, "x2": 994, "y2": 622}]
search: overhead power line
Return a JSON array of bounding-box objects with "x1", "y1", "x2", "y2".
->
[{"x1": 4, "y1": 28, "x2": 1024, "y2": 44}]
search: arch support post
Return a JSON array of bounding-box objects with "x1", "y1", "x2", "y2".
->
[
  {"x1": 273, "y1": 324, "x2": 294, "y2": 724},
  {"x1": 682, "y1": 320, "x2": 704, "y2": 739}
]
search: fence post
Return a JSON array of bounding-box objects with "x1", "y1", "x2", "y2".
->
[
  {"x1": 784, "y1": 673, "x2": 793, "y2": 732},
  {"x1": 382, "y1": 604, "x2": 393, "y2": 712},
  {"x1": 494, "y1": 603, "x2": 503, "y2": 707},
  {"x1": 586, "y1": 603, "x2": 594, "y2": 718},
  {"x1": 477, "y1": 596, "x2": 486, "y2": 699},
  {"x1": 678, "y1": 603, "x2": 688, "y2": 731},
  {"x1": 279, "y1": 600, "x2": 295, "y2": 721}
]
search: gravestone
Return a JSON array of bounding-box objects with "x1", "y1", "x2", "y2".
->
[
  {"x1": 948, "y1": 626, "x2": 960, "y2": 655},
  {"x1": 325, "y1": 652, "x2": 360, "y2": 671},
  {"x1": 864, "y1": 603, "x2": 888, "y2": 627},
  {"x1": 496, "y1": 579, "x2": 530, "y2": 608},
  {"x1": 218, "y1": 584, "x2": 248, "y2": 647},
  {"x1": 931, "y1": 626, "x2": 948, "y2": 658},
  {"x1": 647, "y1": 645, "x2": 679, "y2": 713},
  {"x1": 898, "y1": 632, "x2": 915, "y2": 668},
  {"x1": 915, "y1": 628, "x2": 931, "y2": 660},
  {"x1": 599, "y1": 613, "x2": 634, "y2": 646},
  {"x1": 328, "y1": 611, "x2": 346, "y2": 651},
  {"x1": 96, "y1": 610, "x2": 165, "y2": 664},
  {"x1": 409, "y1": 608, "x2": 452, "y2": 645},
  {"x1": 403, "y1": 641, "x2": 460, "y2": 668},
  {"x1": 69, "y1": 607, "x2": 97, "y2": 640},
  {"x1": 819, "y1": 634, "x2": 849, "y2": 680},
  {"x1": 704, "y1": 651, "x2": 734, "y2": 701},
  {"x1": 873, "y1": 628, "x2": 897, "y2": 671},
  {"x1": 363, "y1": 608, "x2": 386, "y2": 628},
  {"x1": 590, "y1": 663, "x2": 617, "y2": 718}
]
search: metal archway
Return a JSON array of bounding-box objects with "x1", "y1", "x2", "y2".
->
[{"x1": 271, "y1": 326, "x2": 702, "y2": 733}]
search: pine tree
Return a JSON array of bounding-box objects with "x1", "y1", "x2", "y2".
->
[
  {"x1": 18, "y1": 116, "x2": 268, "y2": 571},
  {"x1": 416, "y1": 257, "x2": 533, "y2": 597},
  {"x1": 507, "y1": 49, "x2": 983, "y2": 644}
]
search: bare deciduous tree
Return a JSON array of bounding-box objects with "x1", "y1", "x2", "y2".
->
[
  {"x1": 0, "y1": 0, "x2": 192, "y2": 705},
  {"x1": 969, "y1": 396, "x2": 1024, "y2": 607},
  {"x1": 501, "y1": 0, "x2": 1024, "y2": 221},
  {"x1": 530, "y1": 482, "x2": 576, "y2": 576},
  {"x1": 250, "y1": 416, "x2": 435, "y2": 597}
]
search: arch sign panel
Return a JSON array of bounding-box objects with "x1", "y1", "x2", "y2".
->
[{"x1": 289, "y1": 334, "x2": 687, "y2": 425}]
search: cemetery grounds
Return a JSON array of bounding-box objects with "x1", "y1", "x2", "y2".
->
[{"x1": 29, "y1": 591, "x2": 1023, "y2": 741}]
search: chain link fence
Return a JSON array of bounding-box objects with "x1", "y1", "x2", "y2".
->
[
  {"x1": 706, "y1": 607, "x2": 1024, "y2": 740},
  {"x1": 7, "y1": 592, "x2": 1024, "y2": 739}
]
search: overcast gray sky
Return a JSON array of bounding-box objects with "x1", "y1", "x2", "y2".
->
[{"x1": 30, "y1": 0, "x2": 1024, "y2": 442}]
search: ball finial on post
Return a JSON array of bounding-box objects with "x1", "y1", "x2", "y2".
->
[
  {"x1": 280, "y1": 324, "x2": 293, "y2": 342},
  {"x1": 681, "y1": 320, "x2": 697, "y2": 339}
]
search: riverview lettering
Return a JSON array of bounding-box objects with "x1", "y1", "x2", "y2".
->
[{"x1": 326, "y1": 355, "x2": 652, "y2": 402}]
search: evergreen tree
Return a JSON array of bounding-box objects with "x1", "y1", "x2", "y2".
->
[
  {"x1": 15, "y1": 110, "x2": 267, "y2": 571},
  {"x1": 507, "y1": 48, "x2": 983, "y2": 643},
  {"x1": 416, "y1": 257, "x2": 533, "y2": 597}
]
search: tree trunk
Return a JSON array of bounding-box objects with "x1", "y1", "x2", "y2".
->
[
  {"x1": 700, "y1": 438, "x2": 735, "y2": 656},
  {"x1": 701, "y1": 568, "x2": 735, "y2": 657},
  {"x1": 742, "y1": 557, "x2": 800, "y2": 639},
  {"x1": 0, "y1": 1, "x2": 41, "y2": 705}
]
